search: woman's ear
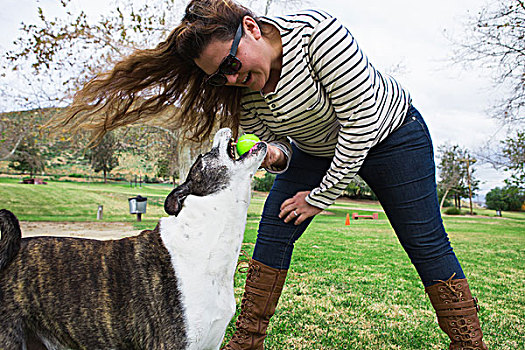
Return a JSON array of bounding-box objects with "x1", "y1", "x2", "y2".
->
[{"x1": 242, "y1": 16, "x2": 262, "y2": 40}]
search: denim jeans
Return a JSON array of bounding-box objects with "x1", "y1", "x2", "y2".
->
[{"x1": 252, "y1": 105, "x2": 465, "y2": 287}]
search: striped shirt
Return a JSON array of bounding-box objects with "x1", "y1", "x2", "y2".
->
[{"x1": 240, "y1": 10, "x2": 411, "y2": 209}]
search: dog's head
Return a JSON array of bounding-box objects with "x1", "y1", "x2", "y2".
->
[{"x1": 164, "y1": 128, "x2": 267, "y2": 216}]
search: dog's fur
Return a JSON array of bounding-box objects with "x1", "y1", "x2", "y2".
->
[{"x1": 0, "y1": 128, "x2": 267, "y2": 350}]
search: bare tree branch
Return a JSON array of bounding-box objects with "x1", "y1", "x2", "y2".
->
[
  {"x1": 449, "y1": 0, "x2": 524, "y2": 125},
  {"x1": 0, "y1": 135, "x2": 24, "y2": 161}
]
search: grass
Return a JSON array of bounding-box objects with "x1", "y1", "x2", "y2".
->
[
  {"x1": 0, "y1": 177, "x2": 172, "y2": 222},
  {"x1": 227, "y1": 210, "x2": 524, "y2": 350},
  {"x1": 1, "y1": 178, "x2": 523, "y2": 349}
]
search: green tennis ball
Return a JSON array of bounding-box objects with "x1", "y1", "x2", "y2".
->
[{"x1": 236, "y1": 134, "x2": 261, "y2": 156}]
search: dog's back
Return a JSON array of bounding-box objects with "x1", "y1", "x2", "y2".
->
[{"x1": 0, "y1": 219, "x2": 187, "y2": 349}]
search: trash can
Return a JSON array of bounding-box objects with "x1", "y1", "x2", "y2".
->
[{"x1": 129, "y1": 195, "x2": 147, "y2": 221}]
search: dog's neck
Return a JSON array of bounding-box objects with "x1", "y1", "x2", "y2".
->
[
  {"x1": 160, "y1": 185, "x2": 250, "y2": 272},
  {"x1": 159, "y1": 183, "x2": 252, "y2": 348}
]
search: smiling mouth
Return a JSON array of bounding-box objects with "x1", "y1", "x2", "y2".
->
[{"x1": 241, "y1": 72, "x2": 251, "y2": 85}]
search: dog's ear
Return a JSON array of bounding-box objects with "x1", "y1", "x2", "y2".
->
[{"x1": 164, "y1": 183, "x2": 191, "y2": 216}]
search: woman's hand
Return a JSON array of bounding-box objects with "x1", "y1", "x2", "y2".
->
[
  {"x1": 279, "y1": 191, "x2": 322, "y2": 225},
  {"x1": 260, "y1": 144, "x2": 286, "y2": 169}
]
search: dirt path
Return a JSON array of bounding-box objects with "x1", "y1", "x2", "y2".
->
[{"x1": 20, "y1": 221, "x2": 143, "y2": 240}]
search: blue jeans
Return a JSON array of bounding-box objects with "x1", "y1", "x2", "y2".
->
[{"x1": 252, "y1": 106, "x2": 465, "y2": 287}]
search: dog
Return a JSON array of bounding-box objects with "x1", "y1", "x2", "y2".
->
[{"x1": 0, "y1": 128, "x2": 267, "y2": 350}]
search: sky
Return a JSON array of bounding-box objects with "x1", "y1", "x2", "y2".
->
[{"x1": 0, "y1": 0, "x2": 510, "y2": 199}]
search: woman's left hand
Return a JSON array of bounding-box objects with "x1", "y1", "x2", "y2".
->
[{"x1": 279, "y1": 191, "x2": 322, "y2": 225}]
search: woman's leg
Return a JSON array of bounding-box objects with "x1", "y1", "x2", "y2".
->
[
  {"x1": 358, "y1": 105, "x2": 487, "y2": 349},
  {"x1": 252, "y1": 144, "x2": 332, "y2": 269},
  {"x1": 358, "y1": 105, "x2": 464, "y2": 285},
  {"x1": 223, "y1": 144, "x2": 331, "y2": 350}
]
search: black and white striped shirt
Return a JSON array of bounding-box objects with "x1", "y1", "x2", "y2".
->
[{"x1": 240, "y1": 10, "x2": 411, "y2": 209}]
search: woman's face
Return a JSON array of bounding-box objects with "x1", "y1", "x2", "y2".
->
[{"x1": 194, "y1": 18, "x2": 274, "y2": 92}]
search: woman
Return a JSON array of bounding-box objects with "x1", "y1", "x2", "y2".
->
[{"x1": 54, "y1": 0, "x2": 488, "y2": 349}]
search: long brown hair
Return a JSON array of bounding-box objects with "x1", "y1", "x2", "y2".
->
[{"x1": 50, "y1": 0, "x2": 263, "y2": 143}]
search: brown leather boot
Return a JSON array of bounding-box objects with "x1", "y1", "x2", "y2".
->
[
  {"x1": 223, "y1": 259, "x2": 288, "y2": 350},
  {"x1": 425, "y1": 274, "x2": 488, "y2": 350}
]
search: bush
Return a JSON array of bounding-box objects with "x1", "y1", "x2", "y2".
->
[
  {"x1": 253, "y1": 173, "x2": 276, "y2": 192},
  {"x1": 444, "y1": 207, "x2": 461, "y2": 215}
]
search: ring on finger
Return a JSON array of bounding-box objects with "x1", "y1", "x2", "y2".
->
[{"x1": 293, "y1": 210, "x2": 299, "y2": 217}]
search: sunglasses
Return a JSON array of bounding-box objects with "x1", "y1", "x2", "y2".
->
[{"x1": 206, "y1": 23, "x2": 243, "y2": 86}]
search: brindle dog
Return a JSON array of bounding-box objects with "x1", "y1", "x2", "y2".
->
[{"x1": 0, "y1": 128, "x2": 267, "y2": 350}]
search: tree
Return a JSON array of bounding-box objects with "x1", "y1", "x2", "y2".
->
[
  {"x1": 0, "y1": 109, "x2": 57, "y2": 161},
  {"x1": 8, "y1": 137, "x2": 46, "y2": 178},
  {"x1": 437, "y1": 145, "x2": 465, "y2": 210},
  {"x1": 1, "y1": 0, "x2": 187, "y2": 159},
  {"x1": 502, "y1": 130, "x2": 525, "y2": 188},
  {"x1": 88, "y1": 132, "x2": 119, "y2": 183},
  {"x1": 454, "y1": 1, "x2": 524, "y2": 191},
  {"x1": 344, "y1": 176, "x2": 377, "y2": 200},
  {"x1": 1, "y1": 0, "x2": 303, "y2": 114},
  {"x1": 452, "y1": 0, "x2": 524, "y2": 125},
  {"x1": 153, "y1": 127, "x2": 181, "y2": 183},
  {"x1": 2, "y1": 0, "x2": 306, "y2": 177},
  {"x1": 476, "y1": 129, "x2": 524, "y2": 189},
  {"x1": 437, "y1": 144, "x2": 479, "y2": 210},
  {"x1": 486, "y1": 186, "x2": 524, "y2": 213}
]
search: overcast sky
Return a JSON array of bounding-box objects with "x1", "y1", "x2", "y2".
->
[{"x1": 0, "y1": 0, "x2": 508, "y2": 198}]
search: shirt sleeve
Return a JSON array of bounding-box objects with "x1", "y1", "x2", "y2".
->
[
  {"x1": 305, "y1": 16, "x2": 383, "y2": 209},
  {"x1": 239, "y1": 105, "x2": 292, "y2": 174}
]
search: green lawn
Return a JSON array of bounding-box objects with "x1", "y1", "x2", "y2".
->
[
  {"x1": 0, "y1": 177, "x2": 172, "y2": 222},
  {"x1": 1, "y1": 178, "x2": 523, "y2": 349},
  {"x1": 226, "y1": 204, "x2": 524, "y2": 350}
]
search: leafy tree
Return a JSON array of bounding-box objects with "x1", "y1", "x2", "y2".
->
[
  {"x1": 437, "y1": 144, "x2": 479, "y2": 210},
  {"x1": 502, "y1": 130, "x2": 525, "y2": 188},
  {"x1": 0, "y1": 109, "x2": 57, "y2": 161},
  {"x1": 88, "y1": 132, "x2": 119, "y2": 183},
  {"x1": 486, "y1": 186, "x2": 524, "y2": 213},
  {"x1": 344, "y1": 176, "x2": 377, "y2": 200},
  {"x1": 8, "y1": 137, "x2": 45, "y2": 178},
  {"x1": 156, "y1": 159, "x2": 171, "y2": 180},
  {"x1": 437, "y1": 145, "x2": 465, "y2": 209}
]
